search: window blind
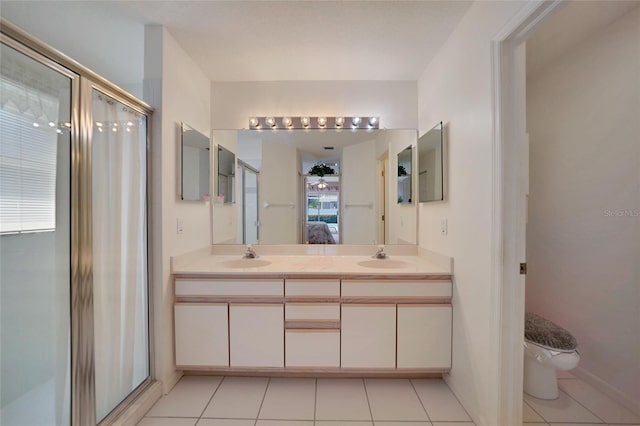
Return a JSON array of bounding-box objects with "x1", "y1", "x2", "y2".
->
[{"x1": 0, "y1": 110, "x2": 58, "y2": 234}]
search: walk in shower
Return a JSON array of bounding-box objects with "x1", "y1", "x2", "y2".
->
[{"x1": 0, "y1": 21, "x2": 153, "y2": 426}]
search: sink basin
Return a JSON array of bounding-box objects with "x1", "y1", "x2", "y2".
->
[
  {"x1": 220, "y1": 259, "x2": 272, "y2": 269},
  {"x1": 357, "y1": 259, "x2": 411, "y2": 269}
]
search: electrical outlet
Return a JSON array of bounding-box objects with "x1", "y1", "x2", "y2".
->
[
  {"x1": 177, "y1": 217, "x2": 184, "y2": 235},
  {"x1": 440, "y1": 219, "x2": 448, "y2": 236}
]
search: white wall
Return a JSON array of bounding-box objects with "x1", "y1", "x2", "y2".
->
[
  {"x1": 144, "y1": 26, "x2": 211, "y2": 393},
  {"x1": 417, "y1": 2, "x2": 528, "y2": 425},
  {"x1": 342, "y1": 140, "x2": 377, "y2": 244},
  {"x1": 259, "y1": 141, "x2": 299, "y2": 244},
  {"x1": 526, "y1": 8, "x2": 640, "y2": 408},
  {"x1": 386, "y1": 130, "x2": 418, "y2": 244},
  {"x1": 211, "y1": 81, "x2": 417, "y2": 129}
]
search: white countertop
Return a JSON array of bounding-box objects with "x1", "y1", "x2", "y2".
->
[{"x1": 172, "y1": 245, "x2": 452, "y2": 277}]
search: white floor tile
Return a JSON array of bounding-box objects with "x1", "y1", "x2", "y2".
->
[
  {"x1": 375, "y1": 422, "x2": 432, "y2": 426},
  {"x1": 411, "y1": 379, "x2": 472, "y2": 422},
  {"x1": 256, "y1": 421, "x2": 313, "y2": 426},
  {"x1": 196, "y1": 420, "x2": 255, "y2": 426},
  {"x1": 523, "y1": 400, "x2": 545, "y2": 423},
  {"x1": 524, "y1": 390, "x2": 602, "y2": 423},
  {"x1": 138, "y1": 418, "x2": 198, "y2": 426},
  {"x1": 258, "y1": 378, "x2": 315, "y2": 420},
  {"x1": 431, "y1": 423, "x2": 475, "y2": 426},
  {"x1": 201, "y1": 376, "x2": 268, "y2": 419},
  {"x1": 548, "y1": 424, "x2": 604, "y2": 426},
  {"x1": 522, "y1": 423, "x2": 547, "y2": 426},
  {"x1": 365, "y1": 379, "x2": 429, "y2": 421},
  {"x1": 317, "y1": 422, "x2": 373, "y2": 426},
  {"x1": 556, "y1": 370, "x2": 577, "y2": 379},
  {"x1": 315, "y1": 378, "x2": 372, "y2": 421},
  {"x1": 559, "y1": 379, "x2": 640, "y2": 424},
  {"x1": 147, "y1": 376, "x2": 223, "y2": 418}
]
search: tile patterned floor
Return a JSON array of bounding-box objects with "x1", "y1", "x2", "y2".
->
[
  {"x1": 523, "y1": 371, "x2": 640, "y2": 426},
  {"x1": 138, "y1": 373, "x2": 640, "y2": 426},
  {"x1": 138, "y1": 377, "x2": 473, "y2": 426}
]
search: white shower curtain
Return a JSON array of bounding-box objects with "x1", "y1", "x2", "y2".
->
[{"x1": 91, "y1": 90, "x2": 148, "y2": 421}]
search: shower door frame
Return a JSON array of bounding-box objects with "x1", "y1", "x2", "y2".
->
[{"x1": 1, "y1": 19, "x2": 156, "y2": 426}]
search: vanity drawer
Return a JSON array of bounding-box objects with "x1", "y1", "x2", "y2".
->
[
  {"x1": 285, "y1": 303, "x2": 340, "y2": 320},
  {"x1": 341, "y1": 280, "x2": 451, "y2": 299},
  {"x1": 286, "y1": 330, "x2": 340, "y2": 367},
  {"x1": 285, "y1": 279, "x2": 340, "y2": 297},
  {"x1": 175, "y1": 279, "x2": 284, "y2": 297}
]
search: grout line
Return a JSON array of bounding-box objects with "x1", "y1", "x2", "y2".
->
[
  {"x1": 409, "y1": 378, "x2": 432, "y2": 422},
  {"x1": 362, "y1": 378, "x2": 375, "y2": 423},
  {"x1": 255, "y1": 377, "x2": 271, "y2": 426},
  {"x1": 442, "y1": 377, "x2": 474, "y2": 422},
  {"x1": 198, "y1": 376, "x2": 225, "y2": 419},
  {"x1": 557, "y1": 388, "x2": 607, "y2": 424},
  {"x1": 523, "y1": 398, "x2": 547, "y2": 424},
  {"x1": 313, "y1": 377, "x2": 318, "y2": 425}
]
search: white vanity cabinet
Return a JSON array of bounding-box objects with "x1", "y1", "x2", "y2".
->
[
  {"x1": 173, "y1": 274, "x2": 452, "y2": 374},
  {"x1": 397, "y1": 304, "x2": 452, "y2": 369},
  {"x1": 341, "y1": 304, "x2": 396, "y2": 368},
  {"x1": 230, "y1": 303, "x2": 284, "y2": 367},
  {"x1": 174, "y1": 303, "x2": 229, "y2": 367}
]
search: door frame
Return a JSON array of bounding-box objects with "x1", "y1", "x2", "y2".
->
[
  {"x1": 238, "y1": 160, "x2": 260, "y2": 244},
  {"x1": 491, "y1": 1, "x2": 565, "y2": 424}
]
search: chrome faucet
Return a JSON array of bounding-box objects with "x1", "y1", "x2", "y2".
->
[
  {"x1": 372, "y1": 245, "x2": 388, "y2": 259},
  {"x1": 243, "y1": 244, "x2": 258, "y2": 259}
]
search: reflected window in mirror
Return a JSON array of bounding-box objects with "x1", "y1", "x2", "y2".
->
[
  {"x1": 181, "y1": 123, "x2": 210, "y2": 201},
  {"x1": 418, "y1": 122, "x2": 444, "y2": 203},
  {"x1": 217, "y1": 144, "x2": 236, "y2": 203},
  {"x1": 397, "y1": 146, "x2": 413, "y2": 204}
]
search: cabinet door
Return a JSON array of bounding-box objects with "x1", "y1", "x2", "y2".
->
[
  {"x1": 397, "y1": 304, "x2": 451, "y2": 369},
  {"x1": 174, "y1": 303, "x2": 229, "y2": 367},
  {"x1": 229, "y1": 304, "x2": 284, "y2": 367},
  {"x1": 341, "y1": 304, "x2": 396, "y2": 368},
  {"x1": 286, "y1": 330, "x2": 340, "y2": 367}
]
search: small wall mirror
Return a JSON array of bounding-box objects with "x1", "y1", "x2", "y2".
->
[
  {"x1": 397, "y1": 146, "x2": 413, "y2": 204},
  {"x1": 217, "y1": 144, "x2": 236, "y2": 203},
  {"x1": 181, "y1": 123, "x2": 210, "y2": 201},
  {"x1": 418, "y1": 121, "x2": 444, "y2": 202}
]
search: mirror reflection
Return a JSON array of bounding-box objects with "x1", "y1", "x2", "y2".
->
[
  {"x1": 397, "y1": 146, "x2": 413, "y2": 204},
  {"x1": 181, "y1": 123, "x2": 210, "y2": 201},
  {"x1": 418, "y1": 122, "x2": 444, "y2": 203},
  {"x1": 217, "y1": 144, "x2": 235, "y2": 204},
  {"x1": 211, "y1": 129, "x2": 418, "y2": 245}
]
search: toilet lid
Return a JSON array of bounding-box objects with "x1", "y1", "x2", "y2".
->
[{"x1": 525, "y1": 312, "x2": 577, "y2": 351}]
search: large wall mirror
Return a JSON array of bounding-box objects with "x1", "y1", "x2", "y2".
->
[
  {"x1": 418, "y1": 121, "x2": 444, "y2": 203},
  {"x1": 210, "y1": 129, "x2": 418, "y2": 245},
  {"x1": 181, "y1": 123, "x2": 210, "y2": 201}
]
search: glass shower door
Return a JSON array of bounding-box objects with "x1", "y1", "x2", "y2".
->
[
  {"x1": 91, "y1": 89, "x2": 149, "y2": 422},
  {"x1": 0, "y1": 41, "x2": 73, "y2": 426}
]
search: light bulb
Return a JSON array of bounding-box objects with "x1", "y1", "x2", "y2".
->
[
  {"x1": 127, "y1": 121, "x2": 134, "y2": 126},
  {"x1": 112, "y1": 127, "x2": 117, "y2": 132},
  {"x1": 301, "y1": 117, "x2": 310, "y2": 127},
  {"x1": 317, "y1": 117, "x2": 327, "y2": 127},
  {"x1": 266, "y1": 117, "x2": 276, "y2": 128},
  {"x1": 56, "y1": 129, "x2": 63, "y2": 134},
  {"x1": 351, "y1": 116, "x2": 361, "y2": 127},
  {"x1": 32, "y1": 122, "x2": 40, "y2": 128},
  {"x1": 368, "y1": 116, "x2": 379, "y2": 127},
  {"x1": 282, "y1": 117, "x2": 293, "y2": 128},
  {"x1": 335, "y1": 117, "x2": 344, "y2": 127},
  {"x1": 249, "y1": 117, "x2": 259, "y2": 127},
  {"x1": 96, "y1": 122, "x2": 103, "y2": 127},
  {"x1": 48, "y1": 121, "x2": 56, "y2": 127},
  {"x1": 64, "y1": 122, "x2": 71, "y2": 128}
]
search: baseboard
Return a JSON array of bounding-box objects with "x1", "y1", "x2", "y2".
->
[
  {"x1": 111, "y1": 380, "x2": 162, "y2": 426},
  {"x1": 164, "y1": 370, "x2": 184, "y2": 394},
  {"x1": 572, "y1": 366, "x2": 640, "y2": 416}
]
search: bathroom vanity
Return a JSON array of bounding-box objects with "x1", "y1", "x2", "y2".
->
[{"x1": 172, "y1": 246, "x2": 452, "y2": 377}]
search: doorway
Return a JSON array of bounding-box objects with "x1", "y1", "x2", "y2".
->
[
  {"x1": 304, "y1": 175, "x2": 340, "y2": 244},
  {"x1": 377, "y1": 152, "x2": 389, "y2": 244}
]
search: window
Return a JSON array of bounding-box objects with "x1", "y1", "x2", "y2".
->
[{"x1": 0, "y1": 108, "x2": 58, "y2": 234}]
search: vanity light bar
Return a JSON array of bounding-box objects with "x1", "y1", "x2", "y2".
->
[{"x1": 248, "y1": 116, "x2": 379, "y2": 130}]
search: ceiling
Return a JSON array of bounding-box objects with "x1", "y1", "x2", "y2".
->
[
  {"x1": 1, "y1": 1, "x2": 472, "y2": 83},
  {"x1": 526, "y1": 1, "x2": 639, "y2": 78}
]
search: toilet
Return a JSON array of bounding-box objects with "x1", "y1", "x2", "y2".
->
[{"x1": 523, "y1": 312, "x2": 580, "y2": 400}]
